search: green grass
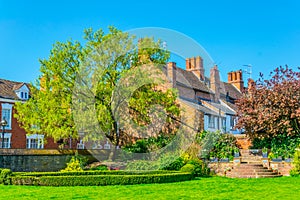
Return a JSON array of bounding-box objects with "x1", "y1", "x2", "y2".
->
[{"x1": 1, "y1": 176, "x2": 300, "y2": 199}]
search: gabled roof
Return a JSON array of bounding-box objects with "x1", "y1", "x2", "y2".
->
[
  {"x1": 165, "y1": 64, "x2": 243, "y2": 113},
  {"x1": 0, "y1": 78, "x2": 30, "y2": 100},
  {"x1": 13, "y1": 82, "x2": 27, "y2": 91},
  {"x1": 221, "y1": 82, "x2": 241, "y2": 100},
  {"x1": 176, "y1": 67, "x2": 210, "y2": 93}
]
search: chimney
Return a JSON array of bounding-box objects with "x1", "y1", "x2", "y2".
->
[
  {"x1": 227, "y1": 70, "x2": 244, "y2": 92},
  {"x1": 167, "y1": 62, "x2": 177, "y2": 88},
  {"x1": 186, "y1": 56, "x2": 205, "y2": 81},
  {"x1": 210, "y1": 65, "x2": 220, "y2": 102}
]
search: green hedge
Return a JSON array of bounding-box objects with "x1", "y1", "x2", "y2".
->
[
  {"x1": 12, "y1": 173, "x2": 193, "y2": 186},
  {"x1": 0, "y1": 168, "x2": 12, "y2": 185},
  {"x1": 15, "y1": 170, "x2": 179, "y2": 177}
]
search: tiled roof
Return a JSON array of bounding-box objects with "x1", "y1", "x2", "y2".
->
[
  {"x1": 165, "y1": 64, "x2": 242, "y2": 113},
  {"x1": 176, "y1": 67, "x2": 210, "y2": 93},
  {"x1": 0, "y1": 79, "x2": 29, "y2": 100},
  {"x1": 221, "y1": 82, "x2": 241, "y2": 100}
]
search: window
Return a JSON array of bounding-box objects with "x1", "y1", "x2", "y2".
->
[
  {"x1": 1, "y1": 103, "x2": 13, "y2": 129},
  {"x1": 26, "y1": 134, "x2": 44, "y2": 149},
  {"x1": 14, "y1": 84, "x2": 29, "y2": 100},
  {"x1": 208, "y1": 115, "x2": 215, "y2": 128},
  {"x1": 230, "y1": 116, "x2": 237, "y2": 130},
  {"x1": 0, "y1": 133, "x2": 11, "y2": 148}
]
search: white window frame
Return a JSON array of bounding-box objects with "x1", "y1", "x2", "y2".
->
[
  {"x1": 0, "y1": 133, "x2": 12, "y2": 148},
  {"x1": 26, "y1": 134, "x2": 44, "y2": 149},
  {"x1": 208, "y1": 115, "x2": 215, "y2": 128},
  {"x1": 1, "y1": 103, "x2": 13, "y2": 130}
]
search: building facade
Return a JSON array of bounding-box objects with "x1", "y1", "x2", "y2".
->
[
  {"x1": 166, "y1": 56, "x2": 244, "y2": 134},
  {"x1": 0, "y1": 79, "x2": 58, "y2": 149}
]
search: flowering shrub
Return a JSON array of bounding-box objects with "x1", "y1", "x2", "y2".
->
[{"x1": 61, "y1": 157, "x2": 84, "y2": 172}]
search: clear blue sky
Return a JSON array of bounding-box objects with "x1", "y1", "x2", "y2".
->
[{"x1": 1, "y1": 0, "x2": 300, "y2": 83}]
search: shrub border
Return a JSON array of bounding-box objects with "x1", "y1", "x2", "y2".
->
[{"x1": 12, "y1": 172, "x2": 193, "y2": 186}]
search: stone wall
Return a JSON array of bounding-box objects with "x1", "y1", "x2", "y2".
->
[
  {"x1": 262, "y1": 158, "x2": 292, "y2": 176},
  {"x1": 0, "y1": 154, "x2": 71, "y2": 172},
  {"x1": 0, "y1": 149, "x2": 110, "y2": 172},
  {"x1": 208, "y1": 162, "x2": 234, "y2": 176}
]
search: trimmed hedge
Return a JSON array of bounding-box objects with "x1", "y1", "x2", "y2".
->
[
  {"x1": 15, "y1": 170, "x2": 179, "y2": 177},
  {"x1": 0, "y1": 168, "x2": 12, "y2": 185},
  {"x1": 12, "y1": 172, "x2": 193, "y2": 186}
]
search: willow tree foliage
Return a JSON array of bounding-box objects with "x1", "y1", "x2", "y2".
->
[{"x1": 15, "y1": 27, "x2": 180, "y2": 147}]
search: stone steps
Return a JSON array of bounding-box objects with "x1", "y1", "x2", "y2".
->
[
  {"x1": 226, "y1": 163, "x2": 282, "y2": 178},
  {"x1": 227, "y1": 174, "x2": 282, "y2": 178},
  {"x1": 226, "y1": 149, "x2": 282, "y2": 178}
]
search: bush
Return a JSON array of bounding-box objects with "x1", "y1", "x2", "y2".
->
[
  {"x1": 252, "y1": 134, "x2": 300, "y2": 159},
  {"x1": 180, "y1": 164, "x2": 196, "y2": 175},
  {"x1": 187, "y1": 159, "x2": 210, "y2": 177},
  {"x1": 61, "y1": 157, "x2": 84, "y2": 172},
  {"x1": 160, "y1": 156, "x2": 185, "y2": 171},
  {"x1": 123, "y1": 135, "x2": 174, "y2": 153},
  {"x1": 199, "y1": 131, "x2": 237, "y2": 160},
  {"x1": 126, "y1": 160, "x2": 159, "y2": 170},
  {"x1": 290, "y1": 147, "x2": 300, "y2": 176},
  {"x1": 11, "y1": 172, "x2": 193, "y2": 186},
  {"x1": 126, "y1": 154, "x2": 185, "y2": 171},
  {"x1": 0, "y1": 168, "x2": 12, "y2": 185}
]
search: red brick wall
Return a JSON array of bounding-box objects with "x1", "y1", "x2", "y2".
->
[{"x1": 0, "y1": 101, "x2": 58, "y2": 149}]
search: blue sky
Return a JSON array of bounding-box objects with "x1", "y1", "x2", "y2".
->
[{"x1": 1, "y1": 0, "x2": 300, "y2": 83}]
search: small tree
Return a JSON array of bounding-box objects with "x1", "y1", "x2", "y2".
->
[{"x1": 236, "y1": 66, "x2": 300, "y2": 139}]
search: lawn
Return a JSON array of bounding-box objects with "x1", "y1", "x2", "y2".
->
[{"x1": 1, "y1": 176, "x2": 300, "y2": 200}]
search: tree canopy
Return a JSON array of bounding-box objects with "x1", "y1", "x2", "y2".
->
[
  {"x1": 236, "y1": 66, "x2": 300, "y2": 139},
  {"x1": 14, "y1": 27, "x2": 180, "y2": 148}
]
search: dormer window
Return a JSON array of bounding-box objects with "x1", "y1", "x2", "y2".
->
[
  {"x1": 14, "y1": 83, "x2": 29, "y2": 100},
  {"x1": 17, "y1": 90, "x2": 29, "y2": 100}
]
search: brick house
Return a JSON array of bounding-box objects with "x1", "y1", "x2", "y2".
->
[
  {"x1": 166, "y1": 56, "x2": 244, "y2": 134},
  {"x1": 0, "y1": 79, "x2": 58, "y2": 149}
]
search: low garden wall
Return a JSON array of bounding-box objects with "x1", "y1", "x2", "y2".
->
[
  {"x1": 0, "y1": 149, "x2": 117, "y2": 172},
  {"x1": 208, "y1": 162, "x2": 234, "y2": 176},
  {"x1": 261, "y1": 158, "x2": 292, "y2": 176}
]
